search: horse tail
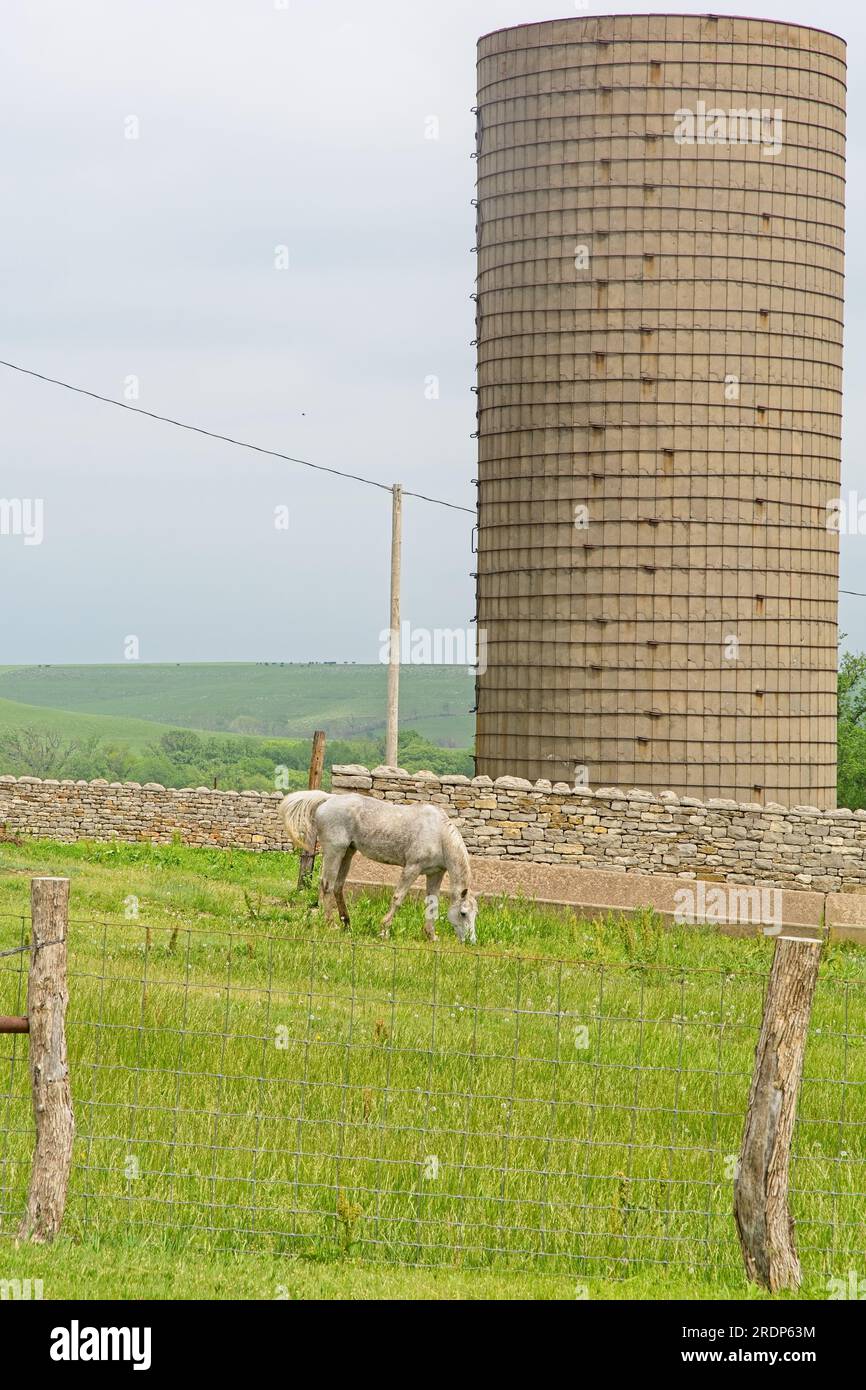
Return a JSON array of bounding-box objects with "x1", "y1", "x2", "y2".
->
[{"x1": 278, "y1": 790, "x2": 332, "y2": 850}]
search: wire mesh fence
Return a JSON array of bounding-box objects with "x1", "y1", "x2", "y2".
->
[{"x1": 1, "y1": 909, "x2": 865, "y2": 1278}]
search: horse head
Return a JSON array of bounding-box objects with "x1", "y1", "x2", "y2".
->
[{"x1": 448, "y1": 887, "x2": 478, "y2": 944}]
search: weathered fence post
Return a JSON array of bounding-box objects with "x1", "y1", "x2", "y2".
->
[
  {"x1": 734, "y1": 934, "x2": 821, "y2": 1291},
  {"x1": 297, "y1": 730, "x2": 326, "y2": 890},
  {"x1": 17, "y1": 876, "x2": 74, "y2": 1243}
]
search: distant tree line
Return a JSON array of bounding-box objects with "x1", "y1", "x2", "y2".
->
[
  {"x1": 10, "y1": 649, "x2": 863, "y2": 804},
  {"x1": 837, "y1": 648, "x2": 866, "y2": 809},
  {"x1": 0, "y1": 725, "x2": 473, "y2": 792}
]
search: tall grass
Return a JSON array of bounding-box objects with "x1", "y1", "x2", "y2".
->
[{"x1": 1, "y1": 839, "x2": 864, "y2": 1282}]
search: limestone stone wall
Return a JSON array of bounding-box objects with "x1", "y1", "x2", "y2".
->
[
  {"x1": 332, "y1": 767, "x2": 866, "y2": 893},
  {"x1": 0, "y1": 776, "x2": 290, "y2": 851},
  {"x1": 1, "y1": 767, "x2": 865, "y2": 894}
]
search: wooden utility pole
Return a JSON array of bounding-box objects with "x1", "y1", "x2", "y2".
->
[
  {"x1": 734, "y1": 934, "x2": 821, "y2": 1291},
  {"x1": 18, "y1": 876, "x2": 74, "y2": 1243},
  {"x1": 385, "y1": 482, "x2": 402, "y2": 769},
  {"x1": 297, "y1": 730, "x2": 326, "y2": 890}
]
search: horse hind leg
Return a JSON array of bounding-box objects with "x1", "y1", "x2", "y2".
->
[
  {"x1": 319, "y1": 844, "x2": 348, "y2": 925},
  {"x1": 333, "y1": 847, "x2": 356, "y2": 928}
]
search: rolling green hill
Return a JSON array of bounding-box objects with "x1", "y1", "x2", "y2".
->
[
  {"x1": 0, "y1": 663, "x2": 475, "y2": 746},
  {"x1": 0, "y1": 696, "x2": 186, "y2": 753},
  {"x1": 0, "y1": 665, "x2": 475, "y2": 789}
]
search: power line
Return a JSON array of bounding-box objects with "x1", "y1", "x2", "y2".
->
[
  {"x1": 6, "y1": 356, "x2": 863, "y2": 574},
  {"x1": 0, "y1": 357, "x2": 476, "y2": 516}
]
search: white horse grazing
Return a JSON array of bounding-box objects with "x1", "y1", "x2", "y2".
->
[{"x1": 279, "y1": 791, "x2": 478, "y2": 943}]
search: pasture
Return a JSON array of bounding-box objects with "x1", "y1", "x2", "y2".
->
[
  {"x1": 1, "y1": 838, "x2": 864, "y2": 1300},
  {"x1": 0, "y1": 663, "x2": 474, "y2": 789},
  {"x1": 0, "y1": 663, "x2": 476, "y2": 745},
  {"x1": 0, "y1": 695, "x2": 185, "y2": 758}
]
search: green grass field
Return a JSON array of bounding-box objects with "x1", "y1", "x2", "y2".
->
[
  {"x1": 1, "y1": 839, "x2": 864, "y2": 1301},
  {"x1": 0, "y1": 664, "x2": 476, "y2": 745},
  {"x1": 0, "y1": 695, "x2": 222, "y2": 757},
  {"x1": 0, "y1": 664, "x2": 475, "y2": 788}
]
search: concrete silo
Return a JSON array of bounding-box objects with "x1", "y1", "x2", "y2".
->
[{"x1": 473, "y1": 13, "x2": 845, "y2": 805}]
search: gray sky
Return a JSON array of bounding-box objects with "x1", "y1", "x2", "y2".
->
[{"x1": 2, "y1": 0, "x2": 865, "y2": 662}]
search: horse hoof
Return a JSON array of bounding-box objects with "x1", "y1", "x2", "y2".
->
[{"x1": 380, "y1": 927, "x2": 390, "y2": 939}]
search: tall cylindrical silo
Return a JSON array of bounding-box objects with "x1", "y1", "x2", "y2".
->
[{"x1": 473, "y1": 13, "x2": 845, "y2": 805}]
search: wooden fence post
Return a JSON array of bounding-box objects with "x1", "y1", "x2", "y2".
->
[
  {"x1": 733, "y1": 934, "x2": 821, "y2": 1291},
  {"x1": 17, "y1": 876, "x2": 74, "y2": 1244},
  {"x1": 297, "y1": 730, "x2": 326, "y2": 890}
]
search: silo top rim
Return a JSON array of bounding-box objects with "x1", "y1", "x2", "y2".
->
[{"x1": 478, "y1": 14, "x2": 846, "y2": 47}]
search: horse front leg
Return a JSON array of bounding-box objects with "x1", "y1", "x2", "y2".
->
[
  {"x1": 423, "y1": 869, "x2": 445, "y2": 942},
  {"x1": 380, "y1": 863, "x2": 422, "y2": 937}
]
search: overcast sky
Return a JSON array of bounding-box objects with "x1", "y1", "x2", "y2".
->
[{"x1": 2, "y1": 0, "x2": 865, "y2": 663}]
